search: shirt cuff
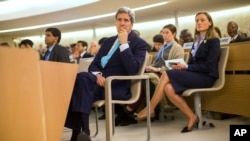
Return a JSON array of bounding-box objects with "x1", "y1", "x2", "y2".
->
[
  {"x1": 92, "y1": 71, "x2": 102, "y2": 75},
  {"x1": 119, "y1": 43, "x2": 129, "y2": 52}
]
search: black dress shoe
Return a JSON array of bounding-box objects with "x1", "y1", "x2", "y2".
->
[
  {"x1": 77, "y1": 132, "x2": 91, "y2": 141},
  {"x1": 119, "y1": 119, "x2": 131, "y2": 126},
  {"x1": 115, "y1": 114, "x2": 124, "y2": 126}
]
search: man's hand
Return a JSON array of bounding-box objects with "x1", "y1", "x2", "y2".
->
[
  {"x1": 96, "y1": 74, "x2": 106, "y2": 87},
  {"x1": 118, "y1": 28, "x2": 128, "y2": 44}
]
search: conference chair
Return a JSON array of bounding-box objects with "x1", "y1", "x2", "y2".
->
[
  {"x1": 78, "y1": 57, "x2": 94, "y2": 73},
  {"x1": 182, "y1": 46, "x2": 229, "y2": 129},
  {"x1": 184, "y1": 52, "x2": 190, "y2": 63},
  {"x1": 92, "y1": 53, "x2": 151, "y2": 141}
]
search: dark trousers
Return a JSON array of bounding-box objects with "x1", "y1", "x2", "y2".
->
[{"x1": 65, "y1": 72, "x2": 103, "y2": 131}]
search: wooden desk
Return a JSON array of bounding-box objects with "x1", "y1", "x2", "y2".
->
[{"x1": 0, "y1": 47, "x2": 78, "y2": 141}]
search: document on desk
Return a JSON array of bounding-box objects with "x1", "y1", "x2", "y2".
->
[{"x1": 165, "y1": 58, "x2": 187, "y2": 70}]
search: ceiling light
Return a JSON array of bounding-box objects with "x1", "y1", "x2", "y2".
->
[
  {"x1": 0, "y1": 2, "x2": 169, "y2": 34},
  {"x1": 0, "y1": 0, "x2": 99, "y2": 21}
]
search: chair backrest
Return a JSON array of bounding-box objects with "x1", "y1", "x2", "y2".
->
[
  {"x1": 120, "y1": 53, "x2": 149, "y2": 104},
  {"x1": 182, "y1": 46, "x2": 229, "y2": 96},
  {"x1": 78, "y1": 57, "x2": 94, "y2": 73},
  {"x1": 184, "y1": 52, "x2": 190, "y2": 63},
  {"x1": 212, "y1": 46, "x2": 229, "y2": 90},
  {"x1": 146, "y1": 54, "x2": 153, "y2": 66}
]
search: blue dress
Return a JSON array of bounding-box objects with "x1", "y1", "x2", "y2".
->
[{"x1": 167, "y1": 37, "x2": 220, "y2": 94}]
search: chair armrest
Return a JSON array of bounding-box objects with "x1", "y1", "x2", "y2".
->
[
  {"x1": 104, "y1": 74, "x2": 150, "y2": 104},
  {"x1": 106, "y1": 75, "x2": 150, "y2": 81},
  {"x1": 182, "y1": 87, "x2": 222, "y2": 96}
]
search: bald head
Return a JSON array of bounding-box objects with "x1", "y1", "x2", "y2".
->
[
  {"x1": 227, "y1": 21, "x2": 239, "y2": 38},
  {"x1": 179, "y1": 29, "x2": 193, "y2": 46}
]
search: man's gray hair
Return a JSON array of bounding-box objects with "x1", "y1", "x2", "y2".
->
[{"x1": 115, "y1": 6, "x2": 135, "y2": 23}]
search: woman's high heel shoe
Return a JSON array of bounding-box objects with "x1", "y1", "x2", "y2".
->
[
  {"x1": 181, "y1": 116, "x2": 199, "y2": 133},
  {"x1": 135, "y1": 111, "x2": 155, "y2": 121}
]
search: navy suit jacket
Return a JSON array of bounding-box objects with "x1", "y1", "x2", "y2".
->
[
  {"x1": 188, "y1": 37, "x2": 221, "y2": 78},
  {"x1": 43, "y1": 44, "x2": 70, "y2": 63},
  {"x1": 89, "y1": 31, "x2": 147, "y2": 100},
  {"x1": 65, "y1": 31, "x2": 147, "y2": 130},
  {"x1": 76, "y1": 52, "x2": 93, "y2": 63},
  {"x1": 230, "y1": 35, "x2": 246, "y2": 43}
]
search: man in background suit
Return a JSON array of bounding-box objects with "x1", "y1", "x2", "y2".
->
[
  {"x1": 43, "y1": 27, "x2": 70, "y2": 63},
  {"x1": 65, "y1": 6, "x2": 147, "y2": 141},
  {"x1": 227, "y1": 21, "x2": 246, "y2": 43},
  {"x1": 75, "y1": 40, "x2": 93, "y2": 63}
]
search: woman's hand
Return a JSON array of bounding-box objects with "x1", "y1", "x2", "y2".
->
[
  {"x1": 145, "y1": 66, "x2": 160, "y2": 72},
  {"x1": 172, "y1": 62, "x2": 186, "y2": 70}
]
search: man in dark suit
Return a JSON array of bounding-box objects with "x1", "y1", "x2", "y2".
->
[
  {"x1": 75, "y1": 40, "x2": 93, "y2": 63},
  {"x1": 227, "y1": 21, "x2": 246, "y2": 43},
  {"x1": 65, "y1": 6, "x2": 147, "y2": 141},
  {"x1": 43, "y1": 27, "x2": 70, "y2": 63}
]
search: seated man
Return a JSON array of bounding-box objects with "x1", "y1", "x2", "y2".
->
[
  {"x1": 179, "y1": 29, "x2": 194, "y2": 46},
  {"x1": 227, "y1": 21, "x2": 246, "y2": 43},
  {"x1": 64, "y1": 6, "x2": 147, "y2": 141}
]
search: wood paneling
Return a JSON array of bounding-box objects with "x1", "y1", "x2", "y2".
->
[{"x1": 0, "y1": 47, "x2": 78, "y2": 141}]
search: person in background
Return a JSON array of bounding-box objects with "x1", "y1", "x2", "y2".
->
[
  {"x1": 227, "y1": 21, "x2": 246, "y2": 43},
  {"x1": 132, "y1": 29, "x2": 152, "y2": 52},
  {"x1": 43, "y1": 27, "x2": 70, "y2": 63},
  {"x1": 65, "y1": 6, "x2": 147, "y2": 141},
  {"x1": 98, "y1": 37, "x2": 108, "y2": 46},
  {"x1": 145, "y1": 24, "x2": 184, "y2": 77},
  {"x1": 75, "y1": 40, "x2": 93, "y2": 63},
  {"x1": 179, "y1": 29, "x2": 194, "y2": 46},
  {"x1": 87, "y1": 41, "x2": 99, "y2": 56},
  {"x1": 136, "y1": 12, "x2": 221, "y2": 133},
  {"x1": 214, "y1": 26, "x2": 222, "y2": 38},
  {"x1": 38, "y1": 44, "x2": 46, "y2": 59},
  {"x1": 19, "y1": 39, "x2": 33, "y2": 49},
  {"x1": 132, "y1": 29, "x2": 140, "y2": 36},
  {"x1": 151, "y1": 34, "x2": 164, "y2": 52},
  {"x1": 0, "y1": 42, "x2": 11, "y2": 47}
]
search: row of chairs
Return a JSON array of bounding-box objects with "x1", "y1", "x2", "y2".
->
[{"x1": 77, "y1": 46, "x2": 229, "y2": 141}]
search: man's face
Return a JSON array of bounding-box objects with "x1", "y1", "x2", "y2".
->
[
  {"x1": 153, "y1": 42, "x2": 163, "y2": 51},
  {"x1": 115, "y1": 13, "x2": 133, "y2": 33},
  {"x1": 76, "y1": 42, "x2": 84, "y2": 53},
  {"x1": 227, "y1": 23, "x2": 238, "y2": 38},
  {"x1": 45, "y1": 31, "x2": 57, "y2": 46}
]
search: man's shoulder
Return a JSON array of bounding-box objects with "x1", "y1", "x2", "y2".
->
[{"x1": 54, "y1": 44, "x2": 67, "y2": 50}]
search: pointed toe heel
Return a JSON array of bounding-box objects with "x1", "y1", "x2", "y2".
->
[{"x1": 181, "y1": 116, "x2": 199, "y2": 133}]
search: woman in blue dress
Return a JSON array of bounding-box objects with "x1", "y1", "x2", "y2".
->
[{"x1": 136, "y1": 12, "x2": 221, "y2": 133}]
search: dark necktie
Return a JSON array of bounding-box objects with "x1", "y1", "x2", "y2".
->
[{"x1": 45, "y1": 50, "x2": 50, "y2": 61}]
